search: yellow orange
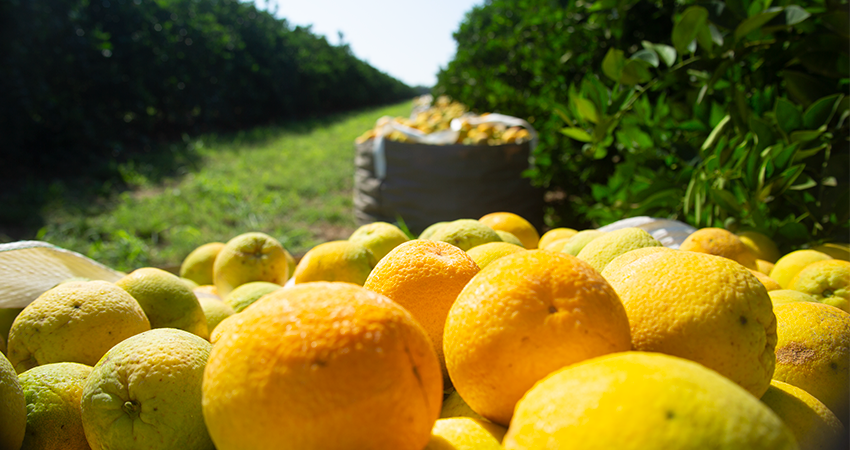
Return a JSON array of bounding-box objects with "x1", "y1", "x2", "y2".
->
[
  {"x1": 537, "y1": 227, "x2": 577, "y2": 250},
  {"x1": 444, "y1": 250, "x2": 631, "y2": 426},
  {"x1": 787, "y1": 259, "x2": 850, "y2": 312},
  {"x1": 760, "y1": 379, "x2": 846, "y2": 450},
  {"x1": 465, "y1": 241, "x2": 525, "y2": 270},
  {"x1": 770, "y1": 250, "x2": 833, "y2": 289},
  {"x1": 213, "y1": 232, "x2": 291, "y2": 298},
  {"x1": 180, "y1": 242, "x2": 226, "y2": 286},
  {"x1": 772, "y1": 302, "x2": 850, "y2": 426},
  {"x1": 738, "y1": 230, "x2": 781, "y2": 263},
  {"x1": 348, "y1": 221, "x2": 409, "y2": 262},
  {"x1": 750, "y1": 269, "x2": 782, "y2": 291},
  {"x1": 0, "y1": 351, "x2": 26, "y2": 450},
  {"x1": 479, "y1": 212, "x2": 540, "y2": 249},
  {"x1": 18, "y1": 362, "x2": 92, "y2": 450},
  {"x1": 604, "y1": 250, "x2": 777, "y2": 397},
  {"x1": 425, "y1": 417, "x2": 506, "y2": 450},
  {"x1": 7, "y1": 281, "x2": 150, "y2": 373},
  {"x1": 503, "y1": 352, "x2": 797, "y2": 449},
  {"x1": 428, "y1": 219, "x2": 501, "y2": 251},
  {"x1": 680, "y1": 227, "x2": 758, "y2": 269},
  {"x1": 292, "y1": 240, "x2": 377, "y2": 286},
  {"x1": 576, "y1": 227, "x2": 663, "y2": 273}
]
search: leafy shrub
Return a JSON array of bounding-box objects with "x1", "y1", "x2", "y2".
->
[
  {"x1": 435, "y1": 0, "x2": 848, "y2": 246},
  {"x1": 0, "y1": 0, "x2": 414, "y2": 179}
]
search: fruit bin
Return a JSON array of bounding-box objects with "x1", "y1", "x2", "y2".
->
[{"x1": 353, "y1": 116, "x2": 544, "y2": 235}]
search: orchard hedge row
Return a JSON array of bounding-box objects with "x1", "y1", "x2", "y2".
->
[
  {"x1": 434, "y1": 0, "x2": 849, "y2": 248},
  {"x1": 0, "y1": 0, "x2": 414, "y2": 177}
]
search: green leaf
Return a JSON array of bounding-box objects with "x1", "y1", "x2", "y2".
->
[
  {"x1": 641, "y1": 41, "x2": 677, "y2": 67},
  {"x1": 696, "y1": 23, "x2": 714, "y2": 52},
  {"x1": 609, "y1": 87, "x2": 635, "y2": 114},
  {"x1": 602, "y1": 48, "x2": 626, "y2": 83},
  {"x1": 789, "y1": 175, "x2": 817, "y2": 191},
  {"x1": 749, "y1": 116, "x2": 775, "y2": 153},
  {"x1": 679, "y1": 119, "x2": 708, "y2": 132},
  {"x1": 734, "y1": 7, "x2": 783, "y2": 41},
  {"x1": 631, "y1": 49, "x2": 659, "y2": 68},
  {"x1": 789, "y1": 129, "x2": 824, "y2": 143},
  {"x1": 673, "y1": 6, "x2": 709, "y2": 55},
  {"x1": 620, "y1": 59, "x2": 653, "y2": 85},
  {"x1": 783, "y1": 5, "x2": 811, "y2": 26},
  {"x1": 793, "y1": 143, "x2": 828, "y2": 162},
  {"x1": 782, "y1": 70, "x2": 833, "y2": 108},
  {"x1": 560, "y1": 127, "x2": 593, "y2": 142},
  {"x1": 803, "y1": 94, "x2": 843, "y2": 129},
  {"x1": 710, "y1": 188, "x2": 742, "y2": 214},
  {"x1": 702, "y1": 115, "x2": 731, "y2": 151},
  {"x1": 574, "y1": 97, "x2": 600, "y2": 124},
  {"x1": 775, "y1": 98, "x2": 803, "y2": 134}
]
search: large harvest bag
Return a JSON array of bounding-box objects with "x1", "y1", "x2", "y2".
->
[{"x1": 354, "y1": 138, "x2": 545, "y2": 235}]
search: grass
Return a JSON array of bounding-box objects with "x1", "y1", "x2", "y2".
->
[{"x1": 10, "y1": 101, "x2": 413, "y2": 272}]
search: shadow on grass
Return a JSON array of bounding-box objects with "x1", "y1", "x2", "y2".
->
[{"x1": 0, "y1": 104, "x2": 393, "y2": 243}]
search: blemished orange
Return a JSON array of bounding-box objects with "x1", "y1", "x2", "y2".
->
[
  {"x1": 479, "y1": 212, "x2": 540, "y2": 249},
  {"x1": 202, "y1": 282, "x2": 443, "y2": 450},
  {"x1": 772, "y1": 302, "x2": 850, "y2": 427},
  {"x1": 679, "y1": 227, "x2": 758, "y2": 269},
  {"x1": 363, "y1": 240, "x2": 479, "y2": 379},
  {"x1": 7, "y1": 281, "x2": 151, "y2": 373},
  {"x1": 503, "y1": 352, "x2": 798, "y2": 450},
  {"x1": 443, "y1": 250, "x2": 631, "y2": 426},
  {"x1": 603, "y1": 250, "x2": 777, "y2": 398}
]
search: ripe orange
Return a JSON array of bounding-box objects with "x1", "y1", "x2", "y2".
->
[
  {"x1": 202, "y1": 282, "x2": 443, "y2": 450},
  {"x1": 479, "y1": 212, "x2": 540, "y2": 249},
  {"x1": 772, "y1": 302, "x2": 850, "y2": 426},
  {"x1": 363, "y1": 240, "x2": 479, "y2": 379},
  {"x1": 504, "y1": 352, "x2": 797, "y2": 449},
  {"x1": 603, "y1": 250, "x2": 777, "y2": 397},
  {"x1": 679, "y1": 227, "x2": 758, "y2": 269},
  {"x1": 537, "y1": 228, "x2": 578, "y2": 250},
  {"x1": 443, "y1": 250, "x2": 631, "y2": 426}
]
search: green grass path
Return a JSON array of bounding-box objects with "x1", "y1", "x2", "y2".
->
[{"x1": 36, "y1": 101, "x2": 413, "y2": 272}]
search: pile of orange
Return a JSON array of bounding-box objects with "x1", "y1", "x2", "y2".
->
[{"x1": 1, "y1": 213, "x2": 848, "y2": 450}]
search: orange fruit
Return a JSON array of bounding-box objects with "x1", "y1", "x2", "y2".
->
[
  {"x1": 180, "y1": 242, "x2": 226, "y2": 286},
  {"x1": 760, "y1": 379, "x2": 846, "y2": 450},
  {"x1": 18, "y1": 362, "x2": 92, "y2": 450},
  {"x1": 202, "y1": 282, "x2": 443, "y2": 450},
  {"x1": 575, "y1": 227, "x2": 663, "y2": 273},
  {"x1": 770, "y1": 249, "x2": 833, "y2": 289},
  {"x1": 292, "y1": 240, "x2": 377, "y2": 286},
  {"x1": 465, "y1": 241, "x2": 525, "y2": 270},
  {"x1": 363, "y1": 240, "x2": 480, "y2": 379},
  {"x1": 0, "y1": 351, "x2": 26, "y2": 450},
  {"x1": 504, "y1": 352, "x2": 797, "y2": 449},
  {"x1": 348, "y1": 221, "x2": 409, "y2": 262},
  {"x1": 769, "y1": 289, "x2": 819, "y2": 308},
  {"x1": 749, "y1": 268, "x2": 782, "y2": 291},
  {"x1": 756, "y1": 259, "x2": 776, "y2": 275},
  {"x1": 772, "y1": 302, "x2": 850, "y2": 426},
  {"x1": 425, "y1": 417, "x2": 506, "y2": 450},
  {"x1": 787, "y1": 259, "x2": 850, "y2": 312},
  {"x1": 811, "y1": 243, "x2": 850, "y2": 261},
  {"x1": 213, "y1": 232, "x2": 291, "y2": 298},
  {"x1": 679, "y1": 227, "x2": 758, "y2": 269},
  {"x1": 603, "y1": 250, "x2": 777, "y2": 397},
  {"x1": 537, "y1": 227, "x2": 577, "y2": 250},
  {"x1": 738, "y1": 230, "x2": 781, "y2": 263},
  {"x1": 7, "y1": 281, "x2": 151, "y2": 373},
  {"x1": 443, "y1": 250, "x2": 631, "y2": 426},
  {"x1": 428, "y1": 219, "x2": 501, "y2": 251},
  {"x1": 479, "y1": 212, "x2": 540, "y2": 249}
]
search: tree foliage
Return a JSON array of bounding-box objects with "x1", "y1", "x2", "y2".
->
[
  {"x1": 1, "y1": 0, "x2": 414, "y2": 178},
  {"x1": 435, "y1": 0, "x2": 849, "y2": 246}
]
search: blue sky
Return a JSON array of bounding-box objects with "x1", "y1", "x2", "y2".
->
[{"x1": 264, "y1": 0, "x2": 485, "y2": 87}]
